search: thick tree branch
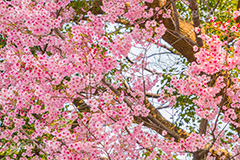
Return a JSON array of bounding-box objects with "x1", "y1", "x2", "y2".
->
[
  {"x1": 146, "y1": 0, "x2": 197, "y2": 62},
  {"x1": 65, "y1": 1, "x2": 232, "y2": 158},
  {"x1": 70, "y1": 78, "x2": 189, "y2": 141},
  {"x1": 102, "y1": 78, "x2": 189, "y2": 141},
  {"x1": 172, "y1": 0, "x2": 180, "y2": 32},
  {"x1": 199, "y1": 118, "x2": 208, "y2": 135},
  {"x1": 70, "y1": 0, "x2": 197, "y2": 62},
  {"x1": 71, "y1": 79, "x2": 231, "y2": 159},
  {"x1": 189, "y1": 0, "x2": 203, "y2": 47},
  {"x1": 236, "y1": 0, "x2": 240, "y2": 23}
]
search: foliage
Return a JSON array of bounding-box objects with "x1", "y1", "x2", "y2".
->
[{"x1": 1, "y1": 0, "x2": 240, "y2": 160}]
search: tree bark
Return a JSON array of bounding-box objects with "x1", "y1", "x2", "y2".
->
[
  {"x1": 71, "y1": 0, "x2": 198, "y2": 62},
  {"x1": 69, "y1": 0, "x2": 235, "y2": 158}
]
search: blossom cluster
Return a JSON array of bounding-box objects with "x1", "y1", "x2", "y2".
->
[{"x1": 1, "y1": 0, "x2": 240, "y2": 159}]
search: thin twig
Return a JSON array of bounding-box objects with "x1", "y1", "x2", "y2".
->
[
  {"x1": 20, "y1": 129, "x2": 48, "y2": 156},
  {"x1": 206, "y1": 0, "x2": 220, "y2": 23}
]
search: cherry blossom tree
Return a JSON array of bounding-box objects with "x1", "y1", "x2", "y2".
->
[{"x1": 1, "y1": 0, "x2": 240, "y2": 159}]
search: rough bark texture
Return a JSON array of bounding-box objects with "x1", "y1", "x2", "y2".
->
[
  {"x1": 72, "y1": 87, "x2": 189, "y2": 142},
  {"x1": 237, "y1": 0, "x2": 240, "y2": 23},
  {"x1": 189, "y1": 0, "x2": 203, "y2": 47},
  {"x1": 71, "y1": 0, "x2": 197, "y2": 62},
  {"x1": 69, "y1": 0, "x2": 237, "y2": 159},
  {"x1": 162, "y1": 19, "x2": 197, "y2": 62},
  {"x1": 146, "y1": 0, "x2": 197, "y2": 62}
]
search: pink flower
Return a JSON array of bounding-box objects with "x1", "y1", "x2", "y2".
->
[
  {"x1": 195, "y1": 27, "x2": 200, "y2": 34},
  {"x1": 220, "y1": 25, "x2": 227, "y2": 31},
  {"x1": 231, "y1": 26, "x2": 238, "y2": 32},
  {"x1": 162, "y1": 130, "x2": 167, "y2": 136},
  {"x1": 151, "y1": 20, "x2": 157, "y2": 27},
  {"x1": 233, "y1": 11, "x2": 240, "y2": 18},
  {"x1": 193, "y1": 45, "x2": 198, "y2": 52},
  {"x1": 167, "y1": 9, "x2": 171, "y2": 14}
]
